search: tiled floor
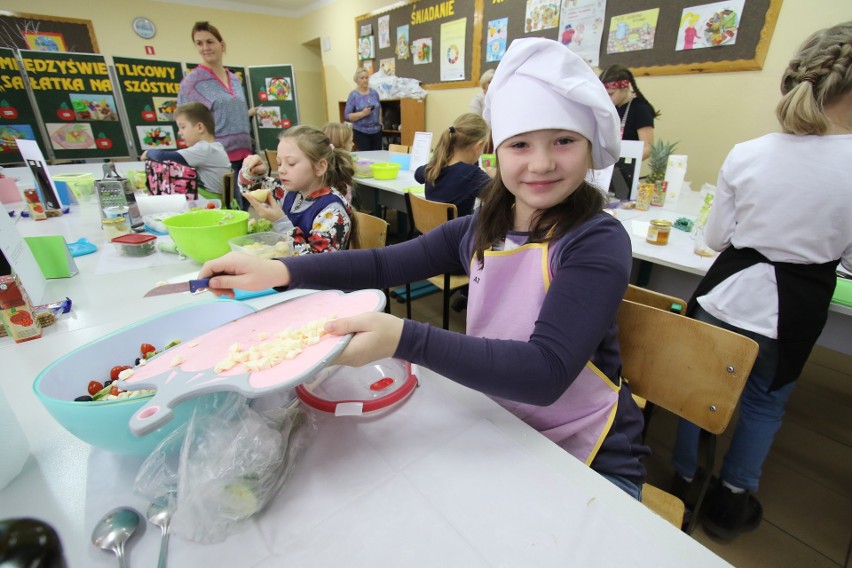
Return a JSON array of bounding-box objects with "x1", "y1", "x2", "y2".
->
[{"x1": 395, "y1": 286, "x2": 851, "y2": 568}]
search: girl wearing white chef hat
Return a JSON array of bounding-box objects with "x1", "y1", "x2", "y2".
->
[{"x1": 201, "y1": 38, "x2": 650, "y2": 499}]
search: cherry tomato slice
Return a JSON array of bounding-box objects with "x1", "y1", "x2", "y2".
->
[
  {"x1": 87, "y1": 380, "x2": 104, "y2": 396},
  {"x1": 140, "y1": 343, "x2": 156, "y2": 357},
  {"x1": 110, "y1": 365, "x2": 131, "y2": 381}
]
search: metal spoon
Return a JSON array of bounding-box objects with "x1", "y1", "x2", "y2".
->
[
  {"x1": 91, "y1": 507, "x2": 141, "y2": 568},
  {"x1": 147, "y1": 496, "x2": 175, "y2": 568}
]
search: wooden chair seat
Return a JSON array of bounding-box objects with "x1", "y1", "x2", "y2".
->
[
  {"x1": 388, "y1": 143, "x2": 410, "y2": 153},
  {"x1": 404, "y1": 192, "x2": 467, "y2": 329},
  {"x1": 617, "y1": 299, "x2": 758, "y2": 532},
  {"x1": 642, "y1": 484, "x2": 686, "y2": 528}
]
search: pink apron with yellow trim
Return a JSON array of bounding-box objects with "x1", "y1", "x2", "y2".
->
[{"x1": 466, "y1": 237, "x2": 619, "y2": 465}]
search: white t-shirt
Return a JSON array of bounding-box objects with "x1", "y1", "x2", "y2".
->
[
  {"x1": 698, "y1": 132, "x2": 852, "y2": 337},
  {"x1": 179, "y1": 140, "x2": 231, "y2": 193}
]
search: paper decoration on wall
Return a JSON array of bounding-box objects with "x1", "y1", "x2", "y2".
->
[
  {"x1": 486, "y1": 17, "x2": 508, "y2": 63},
  {"x1": 362, "y1": 60, "x2": 374, "y2": 74},
  {"x1": 0, "y1": 125, "x2": 36, "y2": 153},
  {"x1": 360, "y1": 24, "x2": 373, "y2": 36},
  {"x1": 412, "y1": 38, "x2": 432, "y2": 65},
  {"x1": 256, "y1": 106, "x2": 282, "y2": 128},
  {"x1": 396, "y1": 25, "x2": 410, "y2": 60},
  {"x1": 380, "y1": 58, "x2": 396, "y2": 75},
  {"x1": 378, "y1": 15, "x2": 391, "y2": 49},
  {"x1": 47, "y1": 122, "x2": 95, "y2": 150},
  {"x1": 152, "y1": 97, "x2": 178, "y2": 122},
  {"x1": 559, "y1": 0, "x2": 607, "y2": 67},
  {"x1": 135, "y1": 125, "x2": 176, "y2": 150},
  {"x1": 265, "y1": 76, "x2": 292, "y2": 101},
  {"x1": 68, "y1": 94, "x2": 118, "y2": 121},
  {"x1": 23, "y1": 31, "x2": 67, "y2": 52},
  {"x1": 359, "y1": 35, "x2": 375, "y2": 60},
  {"x1": 676, "y1": 0, "x2": 744, "y2": 51},
  {"x1": 440, "y1": 18, "x2": 466, "y2": 81},
  {"x1": 606, "y1": 8, "x2": 659, "y2": 54},
  {"x1": 525, "y1": 0, "x2": 560, "y2": 33}
]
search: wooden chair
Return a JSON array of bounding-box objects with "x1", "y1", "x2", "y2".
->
[
  {"x1": 403, "y1": 192, "x2": 469, "y2": 329},
  {"x1": 388, "y1": 144, "x2": 410, "y2": 153},
  {"x1": 617, "y1": 299, "x2": 759, "y2": 533},
  {"x1": 625, "y1": 284, "x2": 686, "y2": 314},
  {"x1": 264, "y1": 149, "x2": 278, "y2": 172},
  {"x1": 351, "y1": 211, "x2": 391, "y2": 313}
]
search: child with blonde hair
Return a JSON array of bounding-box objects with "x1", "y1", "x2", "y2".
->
[
  {"x1": 415, "y1": 112, "x2": 492, "y2": 216},
  {"x1": 240, "y1": 125, "x2": 355, "y2": 254},
  {"x1": 322, "y1": 122, "x2": 355, "y2": 203}
]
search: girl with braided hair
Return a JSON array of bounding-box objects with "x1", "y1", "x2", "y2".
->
[
  {"x1": 671, "y1": 21, "x2": 852, "y2": 541},
  {"x1": 414, "y1": 112, "x2": 493, "y2": 216}
]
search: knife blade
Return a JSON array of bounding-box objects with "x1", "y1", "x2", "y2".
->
[{"x1": 144, "y1": 278, "x2": 212, "y2": 298}]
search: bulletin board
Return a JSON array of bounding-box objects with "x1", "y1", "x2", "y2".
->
[
  {"x1": 355, "y1": 0, "x2": 481, "y2": 89},
  {"x1": 0, "y1": 48, "x2": 47, "y2": 165},
  {"x1": 247, "y1": 65, "x2": 300, "y2": 152},
  {"x1": 19, "y1": 50, "x2": 130, "y2": 161},
  {"x1": 0, "y1": 12, "x2": 98, "y2": 53},
  {"x1": 358, "y1": 0, "x2": 782, "y2": 89},
  {"x1": 112, "y1": 57, "x2": 184, "y2": 156}
]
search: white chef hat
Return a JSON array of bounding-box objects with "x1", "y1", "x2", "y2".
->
[{"x1": 483, "y1": 38, "x2": 621, "y2": 169}]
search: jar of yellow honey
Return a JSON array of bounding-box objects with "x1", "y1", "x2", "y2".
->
[{"x1": 646, "y1": 219, "x2": 672, "y2": 245}]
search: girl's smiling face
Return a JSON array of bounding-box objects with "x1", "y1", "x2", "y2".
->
[
  {"x1": 497, "y1": 129, "x2": 592, "y2": 230},
  {"x1": 193, "y1": 31, "x2": 225, "y2": 66},
  {"x1": 276, "y1": 139, "x2": 327, "y2": 195}
]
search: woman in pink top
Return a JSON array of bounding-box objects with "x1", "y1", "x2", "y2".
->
[{"x1": 178, "y1": 21, "x2": 255, "y2": 198}]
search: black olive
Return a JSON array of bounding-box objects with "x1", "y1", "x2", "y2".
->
[
  {"x1": 104, "y1": 380, "x2": 113, "y2": 387},
  {"x1": 135, "y1": 357, "x2": 141, "y2": 365},
  {"x1": 74, "y1": 395, "x2": 93, "y2": 402}
]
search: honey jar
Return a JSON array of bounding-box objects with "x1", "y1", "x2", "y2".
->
[
  {"x1": 646, "y1": 219, "x2": 672, "y2": 246},
  {"x1": 101, "y1": 217, "x2": 130, "y2": 241}
]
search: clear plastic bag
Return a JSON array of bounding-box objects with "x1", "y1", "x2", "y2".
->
[{"x1": 135, "y1": 393, "x2": 313, "y2": 543}]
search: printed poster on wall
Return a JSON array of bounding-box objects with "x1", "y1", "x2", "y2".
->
[
  {"x1": 378, "y1": 15, "x2": 391, "y2": 49},
  {"x1": 525, "y1": 0, "x2": 560, "y2": 33},
  {"x1": 247, "y1": 64, "x2": 299, "y2": 152},
  {"x1": 396, "y1": 25, "x2": 410, "y2": 60},
  {"x1": 558, "y1": 0, "x2": 607, "y2": 67},
  {"x1": 486, "y1": 18, "x2": 508, "y2": 63},
  {"x1": 112, "y1": 56, "x2": 183, "y2": 155},
  {"x1": 0, "y1": 48, "x2": 46, "y2": 165},
  {"x1": 607, "y1": 8, "x2": 659, "y2": 54},
  {"x1": 20, "y1": 50, "x2": 130, "y2": 160},
  {"x1": 440, "y1": 18, "x2": 467, "y2": 81},
  {"x1": 676, "y1": 0, "x2": 744, "y2": 51}
]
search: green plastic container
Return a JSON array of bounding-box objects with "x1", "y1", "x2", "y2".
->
[
  {"x1": 52, "y1": 172, "x2": 95, "y2": 201},
  {"x1": 833, "y1": 277, "x2": 852, "y2": 307},
  {"x1": 163, "y1": 209, "x2": 249, "y2": 264}
]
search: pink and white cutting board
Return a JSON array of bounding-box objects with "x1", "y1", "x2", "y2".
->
[{"x1": 120, "y1": 289, "x2": 386, "y2": 435}]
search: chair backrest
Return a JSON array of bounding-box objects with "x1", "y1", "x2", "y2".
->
[
  {"x1": 351, "y1": 211, "x2": 388, "y2": 250},
  {"x1": 222, "y1": 172, "x2": 234, "y2": 208},
  {"x1": 617, "y1": 299, "x2": 758, "y2": 434},
  {"x1": 624, "y1": 284, "x2": 687, "y2": 314},
  {"x1": 388, "y1": 144, "x2": 410, "y2": 153},
  {"x1": 405, "y1": 192, "x2": 458, "y2": 238},
  {"x1": 264, "y1": 149, "x2": 278, "y2": 171}
]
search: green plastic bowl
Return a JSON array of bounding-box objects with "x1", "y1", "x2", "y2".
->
[
  {"x1": 163, "y1": 209, "x2": 249, "y2": 263},
  {"x1": 52, "y1": 173, "x2": 95, "y2": 200}
]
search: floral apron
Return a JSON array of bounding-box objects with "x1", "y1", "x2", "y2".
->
[{"x1": 466, "y1": 237, "x2": 620, "y2": 465}]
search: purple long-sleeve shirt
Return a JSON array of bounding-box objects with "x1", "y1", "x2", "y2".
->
[{"x1": 282, "y1": 212, "x2": 648, "y2": 483}]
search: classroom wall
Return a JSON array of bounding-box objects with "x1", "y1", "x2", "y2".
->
[
  {"x1": 3, "y1": 0, "x2": 328, "y2": 135},
  {"x1": 11, "y1": 0, "x2": 850, "y2": 185}
]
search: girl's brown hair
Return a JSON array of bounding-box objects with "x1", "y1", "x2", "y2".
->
[
  {"x1": 472, "y1": 141, "x2": 606, "y2": 266},
  {"x1": 191, "y1": 21, "x2": 223, "y2": 43},
  {"x1": 322, "y1": 122, "x2": 354, "y2": 152},
  {"x1": 423, "y1": 113, "x2": 490, "y2": 185},
  {"x1": 776, "y1": 22, "x2": 852, "y2": 135}
]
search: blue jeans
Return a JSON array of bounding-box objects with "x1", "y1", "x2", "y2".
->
[
  {"x1": 671, "y1": 305, "x2": 797, "y2": 492},
  {"x1": 600, "y1": 473, "x2": 643, "y2": 501}
]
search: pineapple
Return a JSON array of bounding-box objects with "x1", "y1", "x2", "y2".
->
[{"x1": 646, "y1": 139, "x2": 678, "y2": 184}]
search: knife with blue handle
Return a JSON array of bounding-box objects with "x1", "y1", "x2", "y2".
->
[{"x1": 144, "y1": 278, "x2": 212, "y2": 297}]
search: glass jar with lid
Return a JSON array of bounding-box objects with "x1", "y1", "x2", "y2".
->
[
  {"x1": 102, "y1": 217, "x2": 130, "y2": 241},
  {"x1": 646, "y1": 219, "x2": 672, "y2": 246}
]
